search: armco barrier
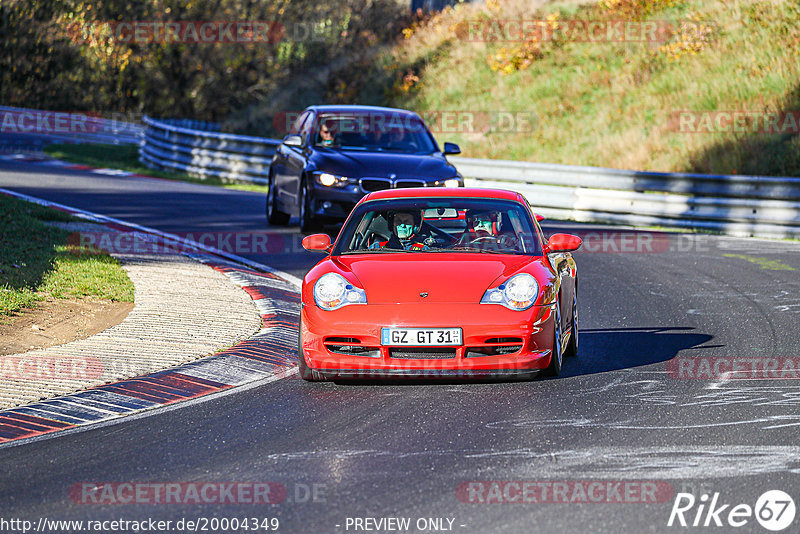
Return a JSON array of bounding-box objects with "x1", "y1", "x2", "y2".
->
[
  {"x1": 140, "y1": 115, "x2": 800, "y2": 238},
  {"x1": 139, "y1": 115, "x2": 279, "y2": 184}
]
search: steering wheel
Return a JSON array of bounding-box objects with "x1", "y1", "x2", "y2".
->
[
  {"x1": 364, "y1": 231, "x2": 388, "y2": 249},
  {"x1": 469, "y1": 236, "x2": 501, "y2": 250},
  {"x1": 498, "y1": 233, "x2": 519, "y2": 250}
]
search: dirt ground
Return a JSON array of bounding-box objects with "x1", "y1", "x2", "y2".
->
[{"x1": 0, "y1": 298, "x2": 133, "y2": 356}]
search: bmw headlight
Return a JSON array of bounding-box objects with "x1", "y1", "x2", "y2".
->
[
  {"x1": 315, "y1": 172, "x2": 353, "y2": 187},
  {"x1": 313, "y1": 273, "x2": 367, "y2": 310},
  {"x1": 481, "y1": 273, "x2": 538, "y2": 310}
]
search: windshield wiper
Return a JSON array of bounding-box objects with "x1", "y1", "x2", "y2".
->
[
  {"x1": 342, "y1": 249, "x2": 405, "y2": 254},
  {"x1": 427, "y1": 247, "x2": 506, "y2": 254}
]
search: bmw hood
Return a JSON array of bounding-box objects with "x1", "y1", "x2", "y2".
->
[
  {"x1": 310, "y1": 150, "x2": 457, "y2": 180},
  {"x1": 335, "y1": 255, "x2": 534, "y2": 304}
]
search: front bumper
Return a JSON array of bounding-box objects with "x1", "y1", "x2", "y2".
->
[
  {"x1": 300, "y1": 302, "x2": 557, "y2": 379},
  {"x1": 308, "y1": 177, "x2": 464, "y2": 220}
]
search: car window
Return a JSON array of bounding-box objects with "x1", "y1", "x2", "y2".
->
[
  {"x1": 289, "y1": 111, "x2": 309, "y2": 136},
  {"x1": 313, "y1": 112, "x2": 437, "y2": 153},
  {"x1": 299, "y1": 112, "x2": 315, "y2": 144},
  {"x1": 336, "y1": 198, "x2": 540, "y2": 255}
]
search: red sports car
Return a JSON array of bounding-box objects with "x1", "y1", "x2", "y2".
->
[{"x1": 299, "y1": 188, "x2": 581, "y2": 381}]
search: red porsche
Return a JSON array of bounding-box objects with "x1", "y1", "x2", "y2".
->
[{"x1": 299, "y1": 188, "x2": 581, "y2": 381}]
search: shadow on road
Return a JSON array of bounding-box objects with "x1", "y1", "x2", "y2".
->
[{"x1": 561, "y1": 326, "x2": 716, "y2": 378}]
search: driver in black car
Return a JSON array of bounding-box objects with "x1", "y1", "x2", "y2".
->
[{"x1": 370, "y1": 210, "x2": 431, "y2": 251}]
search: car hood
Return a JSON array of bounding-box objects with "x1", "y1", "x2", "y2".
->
[
  {"x1": 310, "y1": 150, "x2": 457, "y2": 179},
  {"x1": 334, "y1": 254, "x2": 535, "y2": 304}
]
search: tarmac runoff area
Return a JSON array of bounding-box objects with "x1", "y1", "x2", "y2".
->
[{"x1": 0, "y1": 222, "x2": 263, "y2": 410}]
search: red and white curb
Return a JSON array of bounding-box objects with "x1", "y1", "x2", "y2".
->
[{"x1": 0, "y1": 188, "x2": 302, "y2": 447}]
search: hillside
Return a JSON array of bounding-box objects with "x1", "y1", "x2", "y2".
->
[{"x1": 251, "y1": 0, "x2": 800, "y2": 177}]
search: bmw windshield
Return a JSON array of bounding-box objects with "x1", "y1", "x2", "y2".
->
[{"x1": 314, "y1": 112, "x2": 438, "y2": 154}]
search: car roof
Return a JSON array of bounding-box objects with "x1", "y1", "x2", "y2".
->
[
  {"x1": 305, "y1": 105, "x2": 421, "y2": 118},
  {"x1": 361, "y1": 187, "x2": 524, "y2": 203}
]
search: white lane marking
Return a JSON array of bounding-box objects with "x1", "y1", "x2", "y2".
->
[
  {"x1": 92, "y1": 168, "x2": 134, "y2": 176},
  {"x1": 253, "y1": 445, "x2": 800, "y2": 478},
  {"x1": 0, "y1": 187, "x2": 302, "y2": 287}
]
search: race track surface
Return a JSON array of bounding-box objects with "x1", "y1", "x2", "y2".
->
[{"x1": 1, "y1": 160, "x2": 799, "y2": 533}]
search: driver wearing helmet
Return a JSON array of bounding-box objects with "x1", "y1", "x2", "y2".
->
[{"x1": 370, "y1": 210, "x2": 430, "y2": 251}]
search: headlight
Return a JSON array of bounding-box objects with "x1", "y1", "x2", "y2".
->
[
  {"x1": 443, "y1": 178, "x2": 460, "y2": 188},
  {"x1": 481, "y1": 273, "x2": 538, "y2": 310},
  {"x1": 313, "y1": 273, "x2": 367, "y2": 310},
  {"x1": 315, "y1": 172, "x2": 352, "y2": 187}
]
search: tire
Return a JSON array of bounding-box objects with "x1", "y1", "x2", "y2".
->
[
  {"x1": 564, "y1": 287, "x2": 578, "y2": 358},
  {"x1": 299, "y1": 177, "x2": 320, "y2": 233},
  {"x1": 298, "y1": 329, "x2": 327, "y2": 382},
  {"x1": 544, "y1": 300, "x2": 563, "y2": 377},
  {"x1": 266, "y1": 171, "x2": 290, "y2": 225}
]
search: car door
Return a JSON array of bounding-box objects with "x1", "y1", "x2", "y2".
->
[
  {"x1": 284, "y1": 111, "x2": 315, "y2": 211},
  {"x1": 274, "y1": 111, "x2": 310, "y2": 207}
]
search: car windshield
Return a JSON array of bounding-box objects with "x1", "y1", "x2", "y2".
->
[
  {"x1": 335, "y1": 198, "x2": 541, "y2": 255},
  {"x1": 314, "y1": 112, "x2": 438, "y2": 154}
]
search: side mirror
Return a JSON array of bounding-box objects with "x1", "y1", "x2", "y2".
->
[
  {"x1": 284, "y1": 135, "x2": 302, "y2": 147},
  {"x1": 534, "y1": 213, "x2": 545, "y2": 223},
  {"x1": 546, "y1": 233, "x2": 582, "y2": 253},
  {"x1": 302, "y1": 233, "x2": 332, "y2": 252},
  {"x1": 443, "y1": 142, "x2": 461, "y2": 155}
]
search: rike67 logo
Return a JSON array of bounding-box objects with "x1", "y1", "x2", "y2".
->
[{"x1": 668, "y1": 490, "x2": 796, "y2": 531}]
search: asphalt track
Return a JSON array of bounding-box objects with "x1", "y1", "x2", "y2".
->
[{"x1": 1, "y1": 159, "x2": 800, "y2": 533}]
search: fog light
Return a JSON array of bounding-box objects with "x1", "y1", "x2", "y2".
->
[{"x1": 322, "y1": 201, "x2": 332, "y2": 209}]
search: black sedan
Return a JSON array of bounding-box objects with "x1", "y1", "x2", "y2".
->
[{"x1": 266, "y1": 105, "x2": 464, "y2": 232}]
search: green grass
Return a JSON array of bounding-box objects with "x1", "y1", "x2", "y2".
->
[
  {"x1": 285, "y1": 0, "x2": 800, "y2": 177},
  {"x1": 0, "y1": 195, "x2": 135, "y2": 316},
  {"x1": 44, "y1": 143, "x2": 269, "y2": 193}
]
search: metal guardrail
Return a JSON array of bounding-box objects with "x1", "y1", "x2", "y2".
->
[
  {"x1": 140, "y1": 115, "x2": 279, "y2": 184},
  {"x1": 452, "y1": 157, "x2": 800, "y2": 239},
  {"x1": 140, "y1": 115, "x2": 800, "y2": 238},
  {"x1": 0, "y1": 105, "x2": 143, "y2": 145}
]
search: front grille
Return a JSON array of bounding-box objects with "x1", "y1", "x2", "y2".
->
[
  {"x1": 361, "y1": 178, "x2": 392, "y2": 192},
  {"x1": 485, "y1": 337, "x2": 523, "y2": 344},
  {"x1": 395, "y1": 180, "x2": 425, "y2": 188},
  {"x1": 325, "y1": 343, "x2": 380, "y2": 358},
  {"x1": 465, "y1": 344, "x2": 523, "y2": 358},
  {"x1": 390, "y1": 347, "x2": 457, "y2": 360}
]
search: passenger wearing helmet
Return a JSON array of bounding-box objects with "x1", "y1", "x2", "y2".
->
[
  {"x1": 370, "y1": 210, "x2": 430, "y2": 251},
  {"x1": 459, "y1": 209, "x2": 500, "y2": 243},
  {"x1": 459, "y1": 209, "x2": 518, "y2": 250}
]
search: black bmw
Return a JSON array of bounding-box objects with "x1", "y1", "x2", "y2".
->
[{"x1": 266, "y1": 105, "x2": 464, "y2": 232}]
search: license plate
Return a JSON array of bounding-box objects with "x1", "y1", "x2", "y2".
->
[{"x1": 381, "y1": 327, "x2": 462, "y2": 346}]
